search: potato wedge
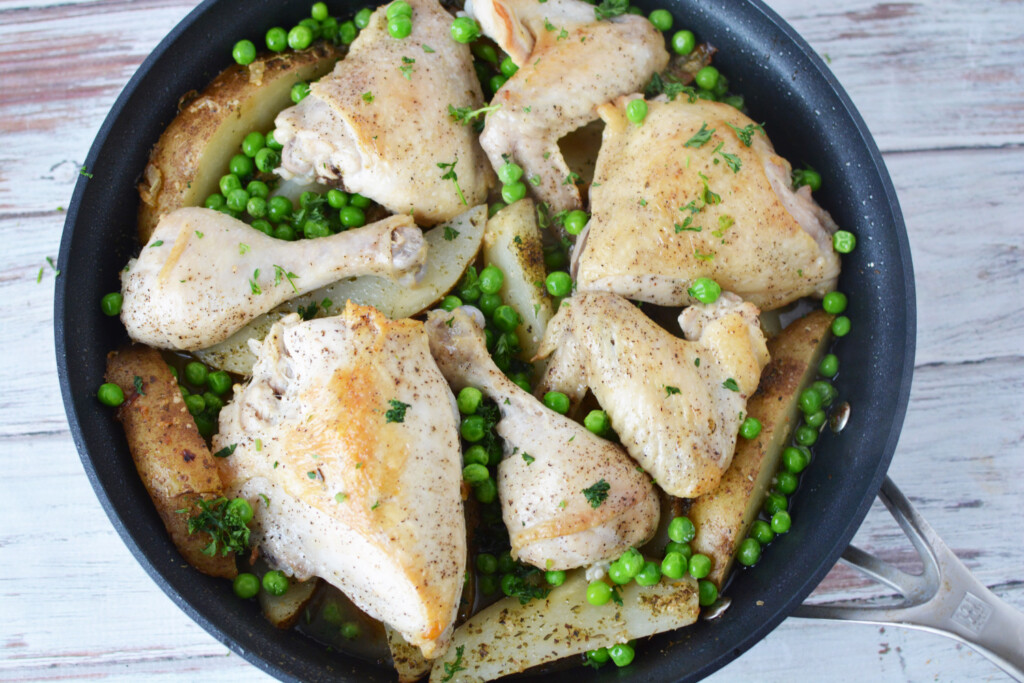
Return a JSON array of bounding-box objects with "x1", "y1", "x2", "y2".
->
[
  {"x1": 195, "y1": 204, "x2": 487, "y2": 374},
  {"x1": 482, "y1": 199, "x2": 554, "y2": 358},
  {"x1": 105, "y1": 345, "x2": 235, "y2": 579},
  {"x1": 428, "y1": 569, "x2": 698, "y2": 682},
  {"x1": 137, "y1": 43, "x2": 342, "y2": 242},
  {"x1": 260, "y1": 577, "x2": 319, "y2": 629},
  {"x1": 387, "y1": 625, "x2": 432, "y2": 683},
  {"x1": 689, "y1": 310, "x2": 834, "y2": 587}
]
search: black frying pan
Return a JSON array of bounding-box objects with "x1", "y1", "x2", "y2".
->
[{"x1": 55, "y1": 0, "x2": 916, "y2": 680}]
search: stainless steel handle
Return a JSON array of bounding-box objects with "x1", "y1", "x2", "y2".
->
[{"x1": 793, "y1": 477, "x2": 1024, "y2": 681}]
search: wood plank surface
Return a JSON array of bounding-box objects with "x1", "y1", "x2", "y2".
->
[{"x1": 1, "y1": 0, "x2": 1021, "y2": 681}]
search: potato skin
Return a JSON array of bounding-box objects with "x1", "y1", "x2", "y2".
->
[
  {"x1": 105, "y1": 345, "x2": 236, "y2": 579},
  {"x1": 689, "y1": 310, "x2": 834, "y2": 587},
  {"x1": 137, "y1": 43, "x2": 342, "y2": 242}
]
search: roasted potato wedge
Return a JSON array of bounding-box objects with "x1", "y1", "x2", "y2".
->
[
  {"x1": 387, "y1": 625, "x2": 432, "y2": 683},
  {"x1": 194, "y1": 205, "x2": 487, "y2": 375},
  {"x1": 482, "y1": 199, "x2": 554, "y2": 358},
  {"x1": 690, "y1": 310, "x2": 834, "y2": 586},
  {"x1": 137, "y1": 43, "x2": 342, "y2": 242},
  {"x1": 260, "y1": 577, "x2": 319, "y2": 629},
  {"x1": 429, "y1": 569, "x2": 698, "y2": 682},
  {"x1": 105, "y1": 345, "x2": 235, "y2": 579}
]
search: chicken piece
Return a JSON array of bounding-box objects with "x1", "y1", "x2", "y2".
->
[
  {"x1": 472, "y1": 0, "x2": 668, "y2": 213},
  {"x1": 572, "y1": 96, "x2": 841, "y2": 310},
  {"x1": 425, "y1": 308, "x2": 658, "y2": 570},
  {"x1": 536, "y1": 291, "x2": 770, "y2": 498},
  {"x1": 274, "y1": 0, "x2": 491, "y2": 226},
  {"x1": 120, "y1": 207, "x2": 426, "y2": 351},
  {"x1": 215, "y1": 303, "x2": 465, "y2": 658}
]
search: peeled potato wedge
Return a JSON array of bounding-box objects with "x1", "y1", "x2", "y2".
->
[
  {"x1": 105, "y1": 345, "x2": 235, "y2": 579},
  {"x1": 482, "y1": 199, "x2": 554, "y2": 358},
  {"x1": 260, "y1": 577, "x2": 320, "y2": 629},
  {"x1": 689, "y1": 309, "x2": 834, "y2": 587},
  {"x1": 428, "y1": 569, "x2": 698, "y2": 682},
  {"x1": 137, "y1": 43, "x2": 343, "y2": 242},
  {"x1": 195, "y1": 205, "x2": 488, "y2": 375}
]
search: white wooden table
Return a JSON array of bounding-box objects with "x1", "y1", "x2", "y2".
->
[{"x1": 1, "y1": 0, "x2": 1021, "y2": 680}]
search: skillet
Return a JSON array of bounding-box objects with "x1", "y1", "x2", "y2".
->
[{"x1": 54, "y1": 0, "x2": 916, "y2": 680}]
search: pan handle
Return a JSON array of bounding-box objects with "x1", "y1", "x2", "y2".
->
[{"x1": 793, "y1": 477, "x2": 1024, "y2": 681}]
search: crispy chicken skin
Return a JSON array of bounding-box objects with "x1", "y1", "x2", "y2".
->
[
  {"x1": 572, "y1": 96, "x2": 841, "y2": 310},
  {"x1": 215, "y1": 303, "x2": 465, "y2": 658},
  {"x1": 536, "y1": 291, "x2": 770, "y2": 498}
]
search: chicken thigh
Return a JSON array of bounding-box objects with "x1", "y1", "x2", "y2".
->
[
  {"x1": 215, "y1": 303, "x2": 465, "y2": 658},
  {"x1": 572, "y1": 96, "x2": 841, "y2": 310},
  {"x1": 425, "y1": 308, "x2": 659, "y2": 570},
  {"x1": 472, "y1": 0, "x2": 668, "y2": 213},
  {"x1": 536, "y1": 291, "x2": 770, "y2": 498},
  {"x1": 120, "y1": 207, "x2": 425, "y2": 351},
  {"x1": 274, "y1": 0, "x2": 491, "y2": 225}
]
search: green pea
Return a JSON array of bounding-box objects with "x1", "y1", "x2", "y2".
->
[
  {"x1": 460, "y1": 415, "x2": 486, "y2": 442},
  {"x1": 832, "y1": 316, "x2": 851, "y2": 337},
  {"x1": 812, "y1": 380, "x2": 837, "y2": 406},
  {"x1": 545, "y1": 271, "x2": 572, "y2": 297},
  {"x1": 794, "y1": 167, "x2": 822, "y2": 191},
  {"x1": 338, "y1": 20, "x2": 358, "y2": 44},
  {"x1": 184, "y1": 361, "x2": 208, "y2": 386},
  {"x1": 634, "y1": 561, "x2": 661, "y2": 586},
  {"x1": 501, "y1": 181, "x2": 527, "y2": 204},
  {"x1": 388, "y1": 15, "x2": 412, "y2": 39},
  {"x1": 219, "y1": 173, "x2": 242, "y2": 196},
  {"x1": 475, "y1": 477, "x2": 497, "y2": 503},
  {"x1": 440, "y1": 295, "x2": 462, "y2": 312},
  {"x1": 339, "y1": 205, "x2": 366, "y2": 228},
  {"x1": 288, "y1": 24, "x2": 314, "y2": 50},
  {"x1": 833, "y1": 230, "x2": 856, "y2": 253},
  {"x1": 179, "y1": 385, "x2": 189, "y2": 399},
  {"x1": 608, "y1": 560, "x2": 631, "y2": 585},
  {"x1": 775, "y1": 470, "x2": 798, "y2": 494},
  {"x1": 185, "y1": 394, "x2": 206, "y2": 416},
  {"x1": 326, "y1": 189, "x2": 349, "y2": 209},
  {"x1": 782, "y1": 446, "x2": 809, "y2": 474},
  {"x1": 302, "y1": 219, "x2": 329, "y2": 240},
  {"x1": 225, "y1": 188, "x2": 248, "y2": 212},
  {"x1": 695, "y1": 65, "x2": 719, "y2": 90},
  {"x1": 233, "y1": 572, "x2": 260, "y2": 598},
  {"x1": 497, "y1": 162, "x2": 523, "y2": 184},
  {"x1": 586, "y1": 580, "x2": 613, "y2": 605},
  {"x1": 240, "y1": 132, "x2": 265, "y2": 159},
  {"x1": 661, "y1": 552, "x2": 685, "y2": 579},
  {"x1": 195, "y1": 413, "x2": 215, "y2": 437},
  {"x1": 795, "y1": 424, "x2": 818, "y2": 446},
  {"x1": 478, "y1": 265, "x2": 504, "y2": 294},
  {"x1": 457, "y1": 268, "x2": 481, "y2": 302},
  {"x1": 737, "y1": 537, "x2": 761, "y2": 566},
  {"x1": 626, "y1": 98, "x2": 648, "y2": 124},
  {"x1": 97, "y1": 382, "x2": 125, "y2": 407},
  {"x1": 805, "y1": 410, "x2": 826, "y2": 429},
  {"x1": 739, "y1": 416, "x2": 762, "y2": 439},
  {"x1": 819, "y1": 353, "x2": 839, "y2": 378},
  {"x1": 823, "y1": 291, "x2": 847, "y2": 315},
  {"x1": 764, "y1": 491, "x2": 788, "y2": 515},
  {"x1": 488, "y1": 74, "x2": 507, "y2": 94},
  {"x1": 266, "y1": 27, "x2": 288, "y2": 52},
  {"x1": 205, "y1": 193, "x2": 226, "y2": 210},
  {"x1": 492, "y1": 305, "x2": 520, "y2": 332},
  {"x1": 451, "y1": 16, "x2": 480, "y2": 43},
  {"x1": 609, "y1": 642, "x2": 635, "y2": 667},
  {"x1": 671, "y1": 29, "x2": 696, "y2": 55},
  {"x1": 472, "y1": 41, "x2": 498, "y2": 64},
  {"x1": 584, "y1": 409, "x2": 610, "y2": 436},
  {"x1": 665, "y1": 541, "x2": 692, "y2": 562},
  {"x1": 668, "y1": 516, "x2": 696, "y2": 543},
  {"x1": 688, "y1": 553, "x2": 711, "y2": 579},
  {"x1": 626, "y1": 5, "x2": 643, "y2": 13},
  {"x1": 475, "y1": 292, "x2": 499, "y2": 317},
  {"x1": 543, "y1": 569, "x2": 565, "y2": 586},
  {"x1": 798, "y1": 388, "x2": 822, "y2": 414},
  {"x1": 542, "y1": 391, "x2": 570, "y2": 415},
  {"x1": 620, "y1": 548, "x2": 644, "y2": 577},
  {"x1": 499, "y1": 56, "x2": 519, "y2": 77},
  {"x1": 262, "y1": 570, "x2": 289, "y2": 596},
  {"x1": 246, "y1": 180, "x2": 269, "y2": 199},
  {"x1": 488, "y1": 202, "x2": 505, "y2": 217},
  {"x1": 457, "y1": 387, "x2": 483, "y2": 415},
  {"x1": 101, "y1": 292, "x2": 123, "y2": 316},
  {"x1": 464, "y1": 445, "x2": 489, "y2": 467},
  {"x1": 586, "y1": 648, "x2": 610, "y2": 666},
  {"x1": 310, "y1": 1, "x2": 330, "y2": 20},
  {"x1": 477, "y1": 573, "x2": 497, "y2": 594},
  {"x1": 350, "y1": 193, "x2": 372, "y2": 208},
  {"x1": 750, "y1": 519, "x2": 774, "y2": 545},
  {"x1": 246, "y1": 196, "x2": 267, "y2": 218},
  {"x1": 687, "y1": 277, "x2": 721, "y2": 304},
  {"x1": 771, "y1": 510, "x2": 792, "y2": 534},
  {"x1": 713, "y1": 73, "x2": 729, "y2": 97},
  {"x1": 386, "y1": 0, "x2": 412, "y2": 19},
  {"x1": 230, "y1": 153, "x2": 254, "y2": 178},
  {"x1": 695, "y1": 88, "x2": 717, "y2": 101},
  {"x1": 203, "y1": 392, "x2": 224, "y2": 413},
  {"x1": 232, "y1": 40, "x2": 256, "y2": 66},
  {"x1": 722, "y1": 94, "x2": 745, "y2": 110},
  {"x1": 291, "y1": 80, "x2": 311, "y2": 103},
  {"x1": 698, "y1": 579, "x2": 718, "y2": 606},
  {"x1": 251, "y1": 219, "x2": 272, "y2": 235},
  {"x1": 274, "y1": 223, "x2": 296, "y2": 241},
  {"x1": 543, "y1": 244, "x2": 567, "y2": 270},
  {"x1": 648, "y1": 8, "x2": 673, "y2": 30},
  {"x1": 206, "y1": 370, "x2": 231, "y2": 396},
  {"x1": 267, "y1": 196, "x2": 293, "y2": 222},
  {"x1": 496, "y1": 551, "x2": 515, "y2": 574},
  {"x1": 355, "y1": 7, "x2": 373, "y2": 28},
  {"x1": 340, "y1": 622, "x2": 361, "y2": 639},
  {"x1": 476, "y1": 552, "x2": 498, "y2": 574},
  {"x1": 254, "y1": 148, "x2": 280, "y2": 174},
  {"x1": 463, "y1": 463, "x2": 490, "y2": 484}
]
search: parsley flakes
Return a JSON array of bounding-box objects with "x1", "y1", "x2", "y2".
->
[
  {"x1": 385, "y1": 399, "x2": 411, "y2": 423},
  {"x1": 722, "y1": 378, "x2": 740, "y2": 392},
  {"x1": 582, "y1": 479, "x2": 610, "y2": 508},
  {"x1": 684, "y1": 122, "x2": 715, "y2": 148},
  {"x1": 665, "y1": 385, "x2": 681, "y2": 396}
]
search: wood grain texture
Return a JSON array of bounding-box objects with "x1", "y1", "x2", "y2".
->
[{"x1": 1, "y1": 0, "x2": 1021, "y2": 681}]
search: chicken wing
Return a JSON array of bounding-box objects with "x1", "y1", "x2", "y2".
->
[
  {"x1": 214, "y1": 303, "x2": 465, "y2": 658},
  {"x1": 536, "y1": 291, "x2": 770, "y2": 498},
  {"x1": 472, "y1": 0, "x2": 668, "y2": 213},
  {"x1": 274, "y1": 0, "x2": 491, "y2": 225},
  {"x1": 572, "y1": 96, "x2": 841, "y2": 310}
]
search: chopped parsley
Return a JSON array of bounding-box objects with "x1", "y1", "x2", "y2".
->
[
  {"x1": 385, "y1": 399, "x2": 411, "y2": 423},
  {"x1": 399, "y1": 56, "x2": 415, "y2": 80},
  {"x1": 183, "y1": 496, "x2": 250, "y2": 556},
  {"x1": 79, "y1": 165, "x2": 94, "y2": 178},
  {"x1": 713, "y1": 141, "x2": 742, "y2": 173},
  {"x1": 582, "y1": 479, "x2": 610, "y2": 508},
  {"x1": 594, "y1": 0, "x2": 628, "y2": 20},
  {"x1": 213, "y1": 443, "x2": 237, "y2": 458},
  {"x1": 437, "y1": 159, "x2": 467, "y2": 205},
  {"x1": 558, "y1": 27, "x2": 569, "y2": 40},
  {"x1": 273, "y1": 265, "x2": 299, "y2": 293},
  {"x1": 441, "y1": 645, "x2": 466, "y2": 682},
  {"x1": 698, "y1": 172, "x2": 721, "y2": 205},
  {"x1": 727, "y1": 121, "x2": 764, "y2": 147},
  {"x1": 448, "y1": 103, "x2": 501, "y2": 133},
  {"x1": 307, "y1": 471, "x2": 317, "y2": 479},
  {"x1": 713, "y1": 215, "x2": 735, "y2": 238},
  {"x1": 335, "y1": 492, "x2": 348, "y2": 503},
  {"x1": 362, "y1": 91, "x2": 374, "y2": 103},
  {"x1": 665, "y1": 385, "x2": 681, "y2": 396},
  {"x1": 694, "y1": 250, "x2": 715, "y2": 261},
  {"x1": 563, "y1": 171, "x2": 580, "y2": 186},
  {"x1": 371, "y1": 500, "x2": 381, "y2": 510},
  {"x1": 194, "y1": 230, "x2": 204, "y2": 238},
  {"x1": 149, "y1": 240, "x2": 164, "y2": 248},
  {"x1": 297, "y1": 297, "x2": 332, "y2": 321},
  {"x1": 422, "y1": 44, "x2": 435, "y2": 53},
  {"x1": 544, "y1": 17, "x2": 556, "y2": 31},
  {"x1": 443, "y1": 226, "x2": 460, "y2": 241},
  {"x1": 522, "y1": 452, "x2": 535, "y2": 464},
  {"x1": 645, "y1": 72, "x2": 698, "y2": 102},
  {"x1": 133, "y1": 375, "x2": 145, "y2": 396},
  {"x1": 529, "y1": 174, "x2": 541, "y2": 186},
  {"x1": 239, "y1": 243, "x2": 249, "y2": 255},
  {"x1": 723, "y1": 378, "x2": 740, "y2": 392},
  {"x1": 255, "y1": 438, "x2": 262, "y2": 451},
  {"x1": 684, "y1": 122, "x2": 715, "y2": 148},
  {"x1": 249, "y1": 268, "x2": 261, "y2": 295}
]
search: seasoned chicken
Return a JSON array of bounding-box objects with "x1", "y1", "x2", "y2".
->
[
  {"x1": 536, "y1": 291, "x2": 770, "y2": 498},
  {"x1": 472, "y1": 0, "x2": 668, "y2": 213},
  {"x1": 274, "y1": 0, "x2": 491, "y2": 225},
  {"x1": 120, "y1": 207, "x2": 426, "y2": 351},
  {"x1": 572, "y1": 96, "x2": 841, "y2": 310},
  {"x1": 215, "y1": 303, "x2": 465, "y2": 658},
  {"x1": 425, "y1": 308, "x2": 658, "y2": 570}
]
